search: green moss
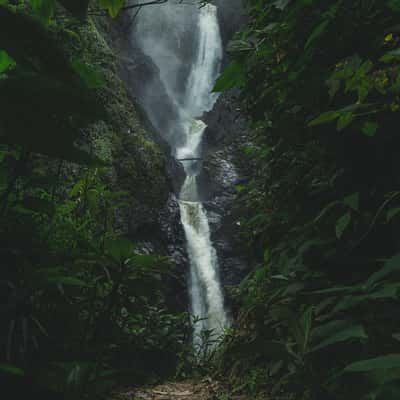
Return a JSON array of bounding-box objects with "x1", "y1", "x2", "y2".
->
[{"x1": 52, "y1": 14, "x2": 170, "y2": 233}]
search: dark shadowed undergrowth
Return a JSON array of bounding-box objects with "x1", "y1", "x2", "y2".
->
[{"x1": 211, "y1": 1, "x2": 400, "y2": 399}]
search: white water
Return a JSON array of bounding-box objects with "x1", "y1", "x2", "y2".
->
[
  {"x1": 133, "y1": 2, "x2": 228, "y2": 347},
  {"x1": 177, "y1": 4, "x2": 228, "y2": 347}
]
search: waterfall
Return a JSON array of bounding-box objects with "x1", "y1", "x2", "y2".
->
[{"x1": 132, "y1": 2, "x2": 228, "y2": 347}]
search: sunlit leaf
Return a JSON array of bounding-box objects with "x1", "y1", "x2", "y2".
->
[
  {"x1": 213, "y1": 60, "x2": 246, "y2": 92},
  {"x1": 99, "y1": 0, "x2": 123, "y2": 18},
  {"x1": 336, "y1": 212, "x2": 351, "y2": 238},
  {"x1": 0, "y1": 49, "x2": 15, "y2": 73}
]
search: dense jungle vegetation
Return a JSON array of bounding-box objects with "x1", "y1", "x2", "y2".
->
[
  {"x1": 3, "y1": 0, "x2": 400, "y2": 399},
  {"x1": 0, "y1": 0, "x2": 193, "y2": 398},
  {"x1": 212, "y1": 0, "x2": 400, "y2": 399}
]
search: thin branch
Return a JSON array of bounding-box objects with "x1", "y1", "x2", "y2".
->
[{"x1": 88, "y1": 0, "x2": 169, "y2": 16}]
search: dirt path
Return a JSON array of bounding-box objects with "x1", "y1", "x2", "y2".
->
[{"x1": 112, "y1": 379, "x2": 245, "y2": 400}]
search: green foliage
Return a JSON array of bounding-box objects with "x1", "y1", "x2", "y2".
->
[
  {"x1": 0, "y1": 49, "x2": 15, "y2": 73},
  {"x1": 345, "y1": 354, "x2": 400, "y2": 372},
  {"x1": 71, "y1": 58, "x2": 105, "y2": 88},
  {"x1": 213, "y1": 60, "x2": 246, "y2": 92},
  {"x1": 98, "y1": 0, "x2": 123, "y2": 18},
  {"x1": 0, "y1": 1, "x2": 189, "y2": 398},
  {"x1": 213, "y1": 1, "x2": 400, "y2": 399},
  {"x1": 30, "y1": 0, "x2": 55, "y2": 25}
]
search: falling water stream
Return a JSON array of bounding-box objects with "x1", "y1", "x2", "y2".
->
[
  {"x1": 133, "y1": 2, "x2": 228, "y2": 347},
  {"x1": 177, "y1": 3, "x2": 228, "y2": 346}
]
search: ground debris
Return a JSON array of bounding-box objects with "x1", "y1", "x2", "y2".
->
[{"x1": 112, "y1": 379, "x2": 229, "y2": 400}]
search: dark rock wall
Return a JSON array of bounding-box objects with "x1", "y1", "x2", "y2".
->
[
  {"x1": 202, "y1": 93, "x2": 252, "y2": 308},
  {"x1": 215, "y1": 0, "x2": 248, "y2": 46},
  {"x1": 201, "y1": 0, "x2": 253, "y2": 308},
  {"x1": 91, "y1": 16, "x2": 189, "y2": 310}
]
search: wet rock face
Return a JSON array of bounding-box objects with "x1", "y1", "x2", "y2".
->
[
  {"x1": 202, "y1": 147, "x2": 250, "y2": 295},
  {"x1": 201, "y1": 92, "x2": 252, "y2": 304},
  {"x1": 215, "y1": 0, "x2": 248, "y2": 46},
  {"x1": 118, "y1": 47, "x2": 182, "y2": 148},
  {"x1": 94, "y1": 16, "x2": 189, "y2": 311},
  {"x1": 134, "y1": 194, "x2": 189, "y2": 311}
]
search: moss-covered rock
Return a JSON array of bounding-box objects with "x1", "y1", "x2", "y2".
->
[{"x1": 53, "y1": 15, "x2": 172, "y2": 237}]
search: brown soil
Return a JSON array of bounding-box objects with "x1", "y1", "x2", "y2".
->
[{"x1": 112, "y1": 378, "x2": 246, "y2": 400}]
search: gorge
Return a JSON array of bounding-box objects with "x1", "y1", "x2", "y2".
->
[
  {"x1": 131, "y1": 1, "x2": 230, "y2": 346},
  {"x1": 3, "y1": 1, "x2": 399, "y2": 399}
]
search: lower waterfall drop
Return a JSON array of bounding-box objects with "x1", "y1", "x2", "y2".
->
[{"x1": 177, "y1": 121, "x2": 228, "y2": 347}]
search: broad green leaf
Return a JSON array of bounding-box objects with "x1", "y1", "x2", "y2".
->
[
  {"x1": 362, "y1": 121, "x2": 379, "y2": 137},
  {"x1": 234, "y1": 184, "x2": 246, "y2": 193},
  {"x1": 289, "y1": 306, "x2": 313, "y2": 354},
  {"x1": 366, "y1": 254, "x2": 400, "y2": 287},
  {"x1": 30, "y1": 0, "x2": 55, "y2": 25},
  {"x1": 0, "y1": 50, "x2": 15, "y2": 73},
  {"x1": 345, "y1": 354, "x2": 400, "y2": 372},
  {"x1": 311, "y1": 324, "x2": 367, "y2": 352},
  {"x1": 99, "y1": 0, "x2": 123, "y2": 17},
  {"x1": 213, "y1": 60, "x2": 246, "y2": 92},
  {"x1": 387, "y1": 207, "x2": 400, "y2": 221},
  {"x1": 312, "y1": 319, "x2": 351, "y2": 341},
  {"x1": 336, "y1": 212, "x2": 351, "y2": 238},
  {"x1": 334, "y1": 284, "x2": 400, "y2": 312},
  {"x1": 308, "y1": 110, "x2": 340, "y2": 127},
  {"x1": 309, "y1": 104, "x2": 375, "y2": 128},
  {"x1": 305, "y1": 20, "x2": 329, "y2": 50},
  {"x1": 105, "y1": 238, "x2": 134, "y2": 262},
  {"x1": 380, "y1": 48, "x2": 400, "y2": 63},
  {"x1": 0, "y1": 363, "x2": 24, "y2": 376},
  {"x1": 71, "y1": 59, "x2": 105, "y2": 89},
  {"x1": 336, "y1": 111, "x2": 354, "y2": 131},
  {"x1": 343, "y1": 193, "x2": 359, "y2": 211}
]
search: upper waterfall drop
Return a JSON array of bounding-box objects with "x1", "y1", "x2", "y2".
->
[{"x1": 184, "y1": 4, "x2": 223, "y2": 116}]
